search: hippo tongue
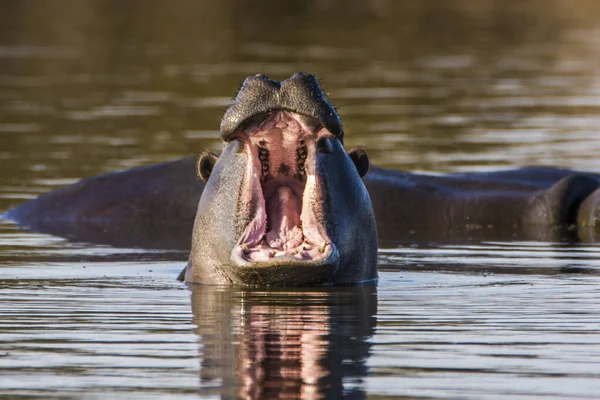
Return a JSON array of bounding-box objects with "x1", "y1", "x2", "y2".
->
[{"x1": 265, "y1": 185, "x2": 304, "y2": 251}]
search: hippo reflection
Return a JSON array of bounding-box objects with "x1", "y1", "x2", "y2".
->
[
  {"x1": 5, "y1": 73, "x2": 600, "y2": 285},
  {"x1": 190, "y1": 285, "x2": 376, "y2": 399}
]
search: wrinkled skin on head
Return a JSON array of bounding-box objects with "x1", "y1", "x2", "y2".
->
[{"x1": 184, "y1": 73, "x2": 377, "y2": 286}]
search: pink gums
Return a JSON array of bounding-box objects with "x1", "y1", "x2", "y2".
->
[{"x1": 233, "y1": 111, "x2": 332, "y2": 263}]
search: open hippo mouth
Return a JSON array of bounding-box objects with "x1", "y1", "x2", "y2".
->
[
  {"x1": 230, "y1": 110, "x2": 336, "y2": 267},
  {"x1": 186, "y1": 72, "x2": 376, "y2": 285}
]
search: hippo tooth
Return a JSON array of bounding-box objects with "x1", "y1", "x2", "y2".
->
[
  {"x1": 241, "y1": 243, "x2": 250, "y2": 254},
  {"x1": 319, "y1": 242, "x2": 328, "y2": 253},
  {"x1": 303, "y1": 244, "x2": 312, "y2": 251},
  {"x1": 269, "y1": 250, "x2": 276, "y2": 258},
  {"x1": 293, "y1": 249, "x2": 299, "y2": 255},
  {"x1": 297, "y1": 146, "x2": 307, "y2": 159}
]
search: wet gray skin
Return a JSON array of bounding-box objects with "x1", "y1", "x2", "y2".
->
[{"x1": 183, "y1": 73, "x2": 377, "y2": 285}]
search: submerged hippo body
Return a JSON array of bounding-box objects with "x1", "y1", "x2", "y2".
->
[{"x1": 5, "y1": 73, "x2": 600, "y2": 284}]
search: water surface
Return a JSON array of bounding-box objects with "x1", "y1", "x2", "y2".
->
[{"x1": 2, "y1": 1, "x2": 600, "y2": 398}]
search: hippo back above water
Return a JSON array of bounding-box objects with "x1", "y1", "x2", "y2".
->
[{"x1": 5, "y1": 73, "x2": 600, "y2": 286}]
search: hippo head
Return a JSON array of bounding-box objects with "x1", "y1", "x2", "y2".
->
[{"x1": 184, "y1": 73, "x2": 377, "y2": 285}]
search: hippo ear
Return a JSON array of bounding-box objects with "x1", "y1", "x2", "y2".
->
[
  {"x1": 348, "y1": 147, "x2": 370, "y2": 178},
  {"x1": 197, "y1": 151, "x2": 219, "y2": 182}
]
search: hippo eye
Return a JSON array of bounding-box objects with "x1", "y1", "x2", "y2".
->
[{"x1": 316, "y1": 137, "x2": 333, "y2": 154}]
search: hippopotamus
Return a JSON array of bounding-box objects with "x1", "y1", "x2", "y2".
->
[
  {"x1": 5, "y1": 72, "x2": 600, "y2": 285},
  {"x1": 184, "y1": 73, "x2": 377, "y2": 285}
]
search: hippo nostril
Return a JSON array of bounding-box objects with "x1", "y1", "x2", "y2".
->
[
  {"x1": 290, "y1": 72, "x2": 317, "y2": 84},
  {"x1": 316, "y1": 137, "x2": 333, "y2": 154},
  {"x1": 245, "y1": 74, "x2": 270, "y2": 84}
]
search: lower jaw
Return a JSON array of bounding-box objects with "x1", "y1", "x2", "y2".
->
[{"x1": 229, "y1": 245, "x2": 339, "y2": 286}]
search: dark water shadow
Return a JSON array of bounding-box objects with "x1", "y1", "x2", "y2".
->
[{"x1": 189, "y1": 284, "x2": 377, "y2": 399}]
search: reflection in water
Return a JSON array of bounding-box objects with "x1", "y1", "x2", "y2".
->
[
  {"x1": 189, "y1": 284, "x2": 377, "y2": 399},
  {"x1": 2, "y1": 0, "x2": 600, "y2": 398}
]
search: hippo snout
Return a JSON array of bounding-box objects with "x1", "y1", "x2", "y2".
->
[{"x1": 220, "y1": 72, "x2": 344, "y2": 141}]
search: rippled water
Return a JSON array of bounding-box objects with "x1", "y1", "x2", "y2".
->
[{"x1": 2, "y1": 0, "x2": 600, "y2": 398}]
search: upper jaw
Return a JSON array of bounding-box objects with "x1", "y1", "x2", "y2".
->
[
  {"x1": 228, "y1": 110, "x2": 337, "y2": 270},
  {"x1": 220, "y1": 73, "x2": 344, "y2": 142}
]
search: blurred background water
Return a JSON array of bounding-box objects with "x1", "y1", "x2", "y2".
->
[{"x1": 1, "y1": 0, "x2": 600, "y2": 398}]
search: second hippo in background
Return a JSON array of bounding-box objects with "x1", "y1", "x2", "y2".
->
[{"x1": 5, "y1": 73, "x2": 600, "y2": 286}]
